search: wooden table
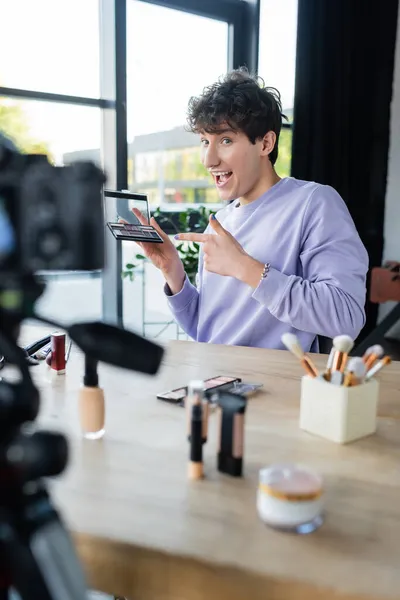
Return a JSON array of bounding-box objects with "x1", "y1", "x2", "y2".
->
[{"x1": 19, "y1": 329, "x2": 400, "y2": 599}]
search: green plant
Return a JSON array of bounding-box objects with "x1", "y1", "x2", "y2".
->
[{"x1": 122, "y1": 205, "x2": 215, "y2": 285}]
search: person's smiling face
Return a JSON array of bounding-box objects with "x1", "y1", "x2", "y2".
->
[{"x1": 200, "y1": 124, "x2": 275, "y2": 204}]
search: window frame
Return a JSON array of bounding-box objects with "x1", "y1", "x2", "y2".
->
[{"x1": 0, "y1": 0, "x2": 261, "y2": 326}]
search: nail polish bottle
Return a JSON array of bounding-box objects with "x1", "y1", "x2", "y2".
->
[{"x1": 78, "y1": 355, "x2": 105, "y2": 440}]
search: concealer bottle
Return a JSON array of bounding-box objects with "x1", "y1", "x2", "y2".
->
[
  {"x1": 217, "y1": 392, "x2": 247, "y2": 477},
  {"x1": 78, "y1": 355, "x2": 105, "y2": 440},
  {"x1": 188, "y1": 397, "x2": 204, "y2": 480},
  {"x1": 185, "y1": 380, "x2": 209, "y2": 444}
]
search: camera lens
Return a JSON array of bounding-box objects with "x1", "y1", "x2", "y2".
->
[
  {"x1": 0, "y1": 381, "x2": 39, "y2": 426},
  {"x1": 6, "y1": 431, "x2": 68, "y2": 483}
]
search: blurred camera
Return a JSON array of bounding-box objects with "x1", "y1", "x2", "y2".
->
[{"x1": 0, "y1": 132, "x2": 106, "y2": 272}]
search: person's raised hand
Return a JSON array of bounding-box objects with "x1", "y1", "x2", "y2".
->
[
  {"x1": 131, "y1": 208, "x2": 185, "y2": 293},
  {"x1": 175, "y1": 214, "x2": 247, "y2": 277},
  {"x1": 175, "y1": 214, "x2": 264, "y2": 287}
]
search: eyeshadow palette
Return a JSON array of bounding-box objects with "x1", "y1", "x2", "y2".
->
[
  {"x1": 104, "y1": 189, "x2": 164, "y2": 244},
  {"x1": 107, "y1": 222, "x2": 163, "y2": 243}
]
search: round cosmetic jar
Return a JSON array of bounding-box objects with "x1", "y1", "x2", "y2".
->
[{"x1": 257, "y1": 463, "x2": 324, "y2": 534}]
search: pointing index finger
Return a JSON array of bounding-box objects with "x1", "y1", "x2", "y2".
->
[{"x1": 174, "y1": 233, "x2": 212, "y2": 243}]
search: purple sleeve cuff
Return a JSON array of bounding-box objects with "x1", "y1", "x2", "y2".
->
[
  {"x1": 251, "y1": 267, "x2": 291, "y2": 312},
  {"x1": 164, "y1": 274, "x2": 198, "y2": 312}
]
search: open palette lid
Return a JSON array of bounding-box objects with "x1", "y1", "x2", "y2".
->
[{"x1": 104, "y1": 189, "x2": 163, "y2": 243}]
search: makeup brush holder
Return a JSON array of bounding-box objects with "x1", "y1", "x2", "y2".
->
[{"x1": 299, "y1": 375, "x2": 379, "y2": 444}]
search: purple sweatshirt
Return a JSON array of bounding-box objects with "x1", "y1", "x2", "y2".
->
[{"x1": 165, "y1": 177, "x2": 368, "y2": 351}]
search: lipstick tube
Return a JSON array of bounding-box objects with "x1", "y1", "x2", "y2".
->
[
  {"x1": 217, "y1": 392, "x2": 247, "y2": 477},
  {"x1": 50, "y1": 331, "x2": 66, "y2": 374}
]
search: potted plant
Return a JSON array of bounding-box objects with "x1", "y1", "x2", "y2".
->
[{"x1": 122, "y1": 205, "x2": 215, "y2": 284}]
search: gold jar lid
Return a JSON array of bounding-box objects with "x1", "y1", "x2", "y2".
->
[{"x1": 258, "y1": 464, "x2": 323, "y2": 502}]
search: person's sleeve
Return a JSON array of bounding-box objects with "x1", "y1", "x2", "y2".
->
[
  {"x1": 251, "y1": 185, "x2": 369, "y2": 339},
  {"x1": 164, "y1": 247, "x2": 204, "y2": 340}
]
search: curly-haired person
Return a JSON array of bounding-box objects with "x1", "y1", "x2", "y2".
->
[{"x1": 130, "y1": 68, "x2": 368, "y2": 351}]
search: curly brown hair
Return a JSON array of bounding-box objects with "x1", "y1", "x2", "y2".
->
[{"x1": 186, "y1": 67, "x2": 286, "y2": 165}]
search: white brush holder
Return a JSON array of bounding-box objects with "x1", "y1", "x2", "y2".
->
[{"x1": 299, "y1": 375, "x2": 379, "y2": 444}]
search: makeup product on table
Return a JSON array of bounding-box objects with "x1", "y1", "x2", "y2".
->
[
  {"x1": 281, "y1": 333, "x2": 319, "y2": 378},
  {"x1": 323, "y1": 347, "x2": 336, "y2": 382},
  {"x1": 287, "y1": 332, "x2": 391, "y2": 389},
  {"x1": 157, "y1": 375, "x2": 241, "y2": 405},
  {"x1": 24, "y1": 334, "x2": 51, "y2": 359},
  {"x1": 331, "y1": 334, "x2": 354, "y2": 370},
  {"x1": 46, "y1": 337, "x2": 72, "y2": 367},
  {"x1": 216, "y1": 392, "x2": 247, "y2": 477},
  {"x1": 50, "y1": 331, "x2": 66, "y2": 374},
  {"x1": 365, "y1": 355, "x2": 392, "y2": 381},
  {"x1": 257, "y1": 464, "x2": 324, "y2": 534},
  {"x1": 78, "y1": 355, "x2": 105, "y2": 440},
  {"x1": 300, "y1": 373, "x2": 380, "y2": 443},
  {"x1": 186, "y1": 380, "x2": 209, "y2": 444},
  {"x1": 228, "y1": 381, "x2": 263, "y2": 397},
  {"x1": 329, "y1": 371, "x2": 344, "y2": 385},
  {"x1": 65, "y1": 339, "x2": 72, "y2": 363},
  {"x1": 343, "y1": 357, "x2": 367, "y2": 387},
  {"x1": 328, "y1": 335, "x2": 354, "y2": 385},
  {"x1": 362, "y1": 345, "x2": 384, "y2": 370},
  {"x1": 188, "y1": 394, "x2": 204, "y2": 480},
  {"x1": 292, "y1": 332, "x2": 388, "y2": 443},
  {"x1": 35, "y1": 341, "x2": 52, "y2": 361}
]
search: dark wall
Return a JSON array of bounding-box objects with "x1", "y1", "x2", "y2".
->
[{"x1": 291, "y1": 0, "x2": 399, "y2": 340}]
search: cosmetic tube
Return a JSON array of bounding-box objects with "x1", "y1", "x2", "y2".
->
[
  {"x1": 188, "y1": 399, "x2": 203, "y2": 480},
  {"x1": 186, "y1": 380, "x2": 209, "y2": 444},
  {"x1": 216, "y1": 392, "x2": 247, "y2": 477}
]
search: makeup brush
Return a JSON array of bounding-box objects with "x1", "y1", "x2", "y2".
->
[
  {"x1": 362, "y1": 345, "x2": 384, "y2": 370},
  {"x1": 281, "y1": 333, "x2": 319, "y2": 378},
  {"x1": 343, "y1": 357, "x2": 367, "y2": 387},
  {"x1": 331, "y1": 335, "x2": 354, "y2": 373},
  {"x1": 323, "y1": 347, "x2": 336, "y2": 382},
  {"x1": 365, "y1": 355, "x2": 392, "y2": 381}
]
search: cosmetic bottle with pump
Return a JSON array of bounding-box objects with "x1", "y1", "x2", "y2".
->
[{"x1": 78, "y1": 355, "x2": 105, "y2": 439}]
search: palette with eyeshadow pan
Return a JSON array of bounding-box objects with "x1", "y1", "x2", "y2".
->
[
  {"x1": 107, "y1": 222, "x2": 163, "y2": 243},
  {"x1": 104, "y1": 189, "x2": 164, "y2": 244}
]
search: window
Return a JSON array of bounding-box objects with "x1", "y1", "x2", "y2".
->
[
  {"x1": 0, "y1": 0, "x2": 112, "y2": 328},
  {"x1": 0, "y1": 0, "x2": 100, "y2": 98},
  {"x1": 0, "y1": 97, "x2": 101, "y2": 164},
  {"x1": 126, "y1": 1, "x2": 229, "y2": 210},
  {"x1": 276, "y1": 128, "x2": 293, "y2": 179},
  {"x1": 0, "y1": 0, "x2": 256, "y2": 330},
  {"x1": 258, "y1": 0, "x2": 298, "y2": 177},
  {"x1": 123, "y1": 1, "x2": 230, "y2": 337},
  {"x1": 0, "y1": 96, "x2": 103, "y2": 324}
]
